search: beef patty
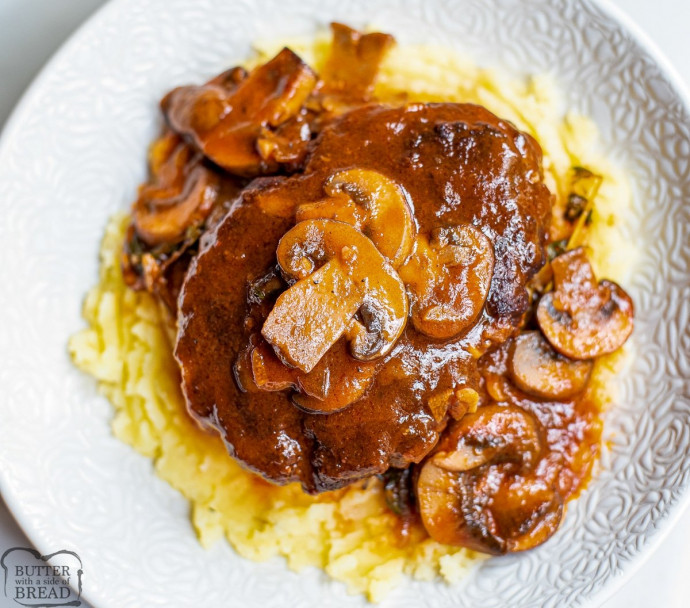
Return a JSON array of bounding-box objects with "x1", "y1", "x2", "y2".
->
[{"x1": 175, "y1": 103, "x2": 552, "y2": 493}]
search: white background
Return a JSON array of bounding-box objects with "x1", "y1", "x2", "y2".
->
[{"x1": 0, "y1": 1, "x2": 688, "y2": 607}]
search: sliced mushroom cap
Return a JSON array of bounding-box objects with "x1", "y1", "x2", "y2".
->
[
  {"x1": 295, "y1": 192, "x2": 364, "y2": 227},
  {"x1": 296, "y1": 169, "x2": 415, "y2": 268},
  {"x1": 291, "y1": 340, "x2": 377, "y2": 413},
  {"x1": 509, "y1": 331, "x2": 593, "y2": 399},
  {"x1": 256, "y1": 118, "x2": 313, "y2": 169},
  {"x1": 430, "y1": 405, "x2": 542, "y2": 472},
  {"x1": 417, "y1": 459, "x2": 562, "y2": 554},
  {"x1": 490, "y1": 480, "x2": 564, "y2": 553},
  {"x1": 132, "y1": 133, "x2": 220, "y2": 246},
  {"x1": 329, "y1": 168, "x2": 415, "y2": 267},
  {"x1": 246, "y1": 337, "x2": 377, "y2": 414},
  {"x1": 162, "y1": 48, "x2": 317, "y2": 176},
  {"x1": 416, "y1": 404, "x2": 562, "y2": 554},
  {"x1": 262, "y1": 219, "x2": 408, "y2": 372},
  {"x1": 320, "y1": 22, "x2": 395, "y2": 101},
  {"x1": 205, "y1": 65, "x2": 248, "y2": 89},
  {"x1": 400, "y1": 225, "x2": 494, "y2": 339},
  {"x1": 537, "y1": 248, "x2": 633, "y2": 360},
  {"x1": 426, "y1": 386, "x2": 479, "y2": 423}
]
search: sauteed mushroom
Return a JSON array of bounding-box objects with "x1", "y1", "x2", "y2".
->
[
  {"x1": 425, "y1": 386, "x2": 479, "y2": 423},
  {"x1": 132, "y1": 132, "x2": 220, "y2": 247},
  {"x1": 163, "y1": 48, "x2": 317, "y2": 176},
  {"x1": 249, "y1": 339, "x2": 294, "y2": 392},
  {"x1": 416, "y1": 405, "x2": 563, "y2": 554},
  {"x1": 246, "y1": 338, "x2": 376, "y2": 414},
  {"x1": 291, "y1": 341, "x2": 377, "y2": 413},
  {"x1": 428, "y1": 405, "x2": 542, "y2": 472},
  {"x1": 400, "y1": 225, "x2": 494, "y2": 339},
  {"x1": 509, "y1": 331, "x2": 593, "y2": 399},
  {"x1": 262, "y1": 219, "x2": 408, "y2": 372},
  {"x1": 296, "y1": 168, "x2": 415, "y2": 268},
  {"x1": 320, "y1": 22, "x2": 394, "y2": 101},
  {"x1": 262, "y1": 257, "x2": 361, "y2": 372},
  {"x1": 537, "y1": 248, "x2": 633, "y2": 359}
]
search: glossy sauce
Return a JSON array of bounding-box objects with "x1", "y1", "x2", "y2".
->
[{"x1": 175, "y1": 102, "x2": 553, "y2": 492}]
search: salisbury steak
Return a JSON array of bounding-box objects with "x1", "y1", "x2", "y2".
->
[{"x1": 175, "y1": 103, "x2": 552, "y2": 493}]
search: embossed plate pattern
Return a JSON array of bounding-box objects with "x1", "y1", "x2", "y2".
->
[{"x1": 0, "y1": 0, "x2": 688, "y2": 606}]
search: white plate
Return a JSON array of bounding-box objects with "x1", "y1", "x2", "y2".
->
[{"x1": 0, "y1": 0, "x2": 688, "y2": 606}]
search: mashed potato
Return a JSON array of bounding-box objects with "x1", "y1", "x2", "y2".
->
[{"x1": 69, "y1": 38, "x2": 632, "y2": 602}]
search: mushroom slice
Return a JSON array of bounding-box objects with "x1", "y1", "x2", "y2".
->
[
  {"x1": 536, "y1": 248, "x2": 633, "y2": 359},
  {"x1": 430, "y1": 405, "x2": 542, "y2": 472},
  {"x1": 123, "y1": 129, "x2": 247, "y2": 305},
  {"x1": 248, "y1": 338, "x2": 376, "y2": 414},
  {"x1": 321, "y1": 23, "x2": 395, "y2": 101},
  {"x1": 250, "y1": 340, "x2": 297, "y2": 392},
  {"x1": 324, "y1": 169, "x2": 415, "y2": 267},
  {"x1": 416, "y1": 405, "x2": 563, "y2": 554},
  {"x1": 426, "y1": 386, "x2": 479, "y2": 423},
  {"x1": 296, "y1": 168, "x2": 415, "y2": 268},
  {"x1": 256, "y1": 118, "x2": 313, "y2": 170},
  {"x1": 262, "y1": 219, "x2": 408, "y2": 371},
  {"x1": 417, "y1": 460, "x2": 563, "y2": 554},
  {"x1": 491, "y1": 481, "x2": 564, "y2": 553},
  {"x1": 291, "y1": 340, "x2": 377, "y2": 414},
  {"x1": 295, "y1": 192, "x2": 364, "y2": 227},
  {"x1": 132, "y1": 133, "x2": 220, "y2": 247},
  {"x1": 509, "y1": 331, "x2": 593, "y2": 399},
  {"x1": 262, "y1": 258, "x2": 362, "y2": 372},
  {"x1": 400, "y1": 225, "x2": 494, "y2": 339},
  {"x1": 162, "y1": 48, "x2": 317, "y2": 176}
]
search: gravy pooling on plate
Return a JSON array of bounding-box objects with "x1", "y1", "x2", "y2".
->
[{"x1": 121, "y1": 23, "x2": 633, "y2": 555}]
